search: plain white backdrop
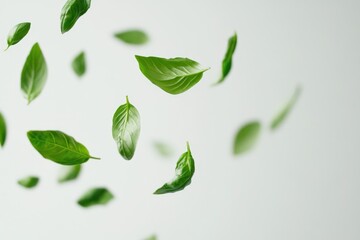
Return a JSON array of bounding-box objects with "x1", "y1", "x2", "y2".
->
[{"x1": 0, "y1": 0, "x2": 359, "y2": 239}]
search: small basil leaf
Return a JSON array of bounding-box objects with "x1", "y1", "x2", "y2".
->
[
  {"x1": 27, "y1": 130, "x2": 100, "y2": 165},
  {"x1": 77, "y1": 187, "x2": 114, "y2": 208},
  {"x1": 72, "y1": 51, "x2": 86, "y2": 77},
  {"x1": 271, "y1": 86, "x2": 301, "y2": 130},
  {"x1": 154, "y1": 142, "x2": 195, "y2": 194},
  {"x1": 145, "y1": 235, "x2": 157, "y2": 240},
  {"x1": 135, "y1": 55, "x2": 209, "y2": 94},
  {"x1": 112, "y1": 96, "x2": 141, "y2": 160},
  {"x1": 60, "y1": 0, "x2": 91, "y2": 34},
  {"x1": 0, "y1": 112, "x2": 6, "y2": 148},
  {"x1": 114, "y1": 29, "x2": 149, "y2": 45},
  {"x1": 6, "y1": 22, "x2": 31, "y2": 50},
  {"x1": 216, "y1": 33, "x2": 237, "y2": 84},
  {"x1": 233, "y1": 121, "x2": 261, "y2": 155},
  {"x1": 58, "y1": 165, "x2": 82, "y2": 183},
  {"x1": 153, "y1": 141, "x2": 173, "y2": 157},
  {"x1": 18, "y1": 176, "x2": 39, "y2": 189},
  {"x1": 21, "y1": 43, "x2": 48, "y2": 104}
]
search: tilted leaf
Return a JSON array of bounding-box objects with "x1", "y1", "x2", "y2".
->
[
  {"x1": 21, "y1": 43, "x2": 48, "y2": 104},
  {"x1": 112, "y1": 96, "x2": 141, "y2": 160},
  {"x1": 72, "y1": 51, "x2": 86, "y2": 77},
  {"x1": 77, "y1": 187, "x2": 114, "y2": 208},
  {"x1": 27, "y1": 130, "x2": 100, "y2": 165},
  {"x1": 58, "y1": 165, "x2": 82, "y2": 183},
  {"x1": 154, "y1": 142, "x2": 195, "y2": 194},
  {"x1": 0, "y1": 112, "x2": 6, "y2": 148},
  {"x1": 114, "y1": 29, "x2": 149, "y2": 45},
  {"x1": 18, "y1": 176, "x2": 39, "y2": 189},
  {"x1": 60, "y1": 0, "x2": 91, "y2": 34},
  {"x1": 271, "y1": 86, "x2": 301, "y2": 130},
  {"x1": 135, "y1": 55, "x2": 209, "y2": 94},
  {"x1": 216, "y1": 32, "x2": 237, "y2": 84},
  {"x1": 233, "y1": 121, "x2": 261, "y2": 155},
  {"x1": 153, "y1": 141, "x2": 173, "y2": 157},
  {"x1": 6, "y1": 22, "x2": 31, "y2": 50}
]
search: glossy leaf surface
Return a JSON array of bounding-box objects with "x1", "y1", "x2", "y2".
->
[
  {"x1": 60, "y1": 0, "x2": 91, "y2": 33},
  {"x1": 6, "y1": 22, "x2": 31, "y2": 50}
]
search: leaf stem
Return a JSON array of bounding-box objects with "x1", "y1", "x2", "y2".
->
[
  {"x1": 126, "y1": 95, "x2": 129, "y2": 104},
  {"x1": 186, "y1": 141, "x2": 190, "y2": 152},
  {"x1": 90, "y1": 156, "x2": 101, "y2": 160}
]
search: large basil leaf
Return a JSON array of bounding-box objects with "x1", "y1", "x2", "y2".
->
[
  {"x1": 21, "y1": 43, "x2": 48, "y2": 104},
  {"x1": 27, "y1": 130, "x2": 100, "y2": 165},
  {"x1": 60, "y1": 0, "x2": 91, "y2": 34},
  {"x1": 0, "y1": 112, "x2": 6, "y2": 148},
  {"x1": 233, "y1": 121, "x2": 261, "y2": 155},
  {"x1": 135, "y1": 56, "x2": 209, "y2": 94},
  {"x1": 58, "y1": 165, "x2": 82, "y2": 183},
  {"x1": 216, "y1": 33, "x2": 237, "y2": 84},
  {"x1": 18, "y1": 176, "x2": 39, "y2": 189},
  {"x1": 77, "y1": 187, "x2": 114, "y2": 208},
  {"x1": 154, "y1": 142, "x2": 195, "y2": 194},
  {"x1": 6, "y1": 22, "x2": 31, "y2": 50},
  {"x1": 112, "y1": 96, "x2": 141, "y2": 160},
  {"x1": 72, "y1": 51, "x2": 86, "y2": 77},
  {"x1": 114, "y1": 29, "x2": 149, "y2": 45},
  {"x1": 271, "y1": 86, "x2": 301, "y2": 130}
]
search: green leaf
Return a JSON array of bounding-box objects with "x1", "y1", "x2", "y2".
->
[
  {"x1": 21, "y1": 43, "x2": 48, "y2": 104},
  {"x1": 60, "y1": 0, "x2": 91, "y2": 34},
  {"x1": 58, "y1": 165, "x2": 82, "y2": 183},
  {"x1": 145, "y1": 235, "x2": 157, "y2": 240},
  {"x1": 77, "y1": 187, "x2": 114, "y2": 208},
  {"x1": 27, "y1": 130, "x2": 100, "y2": 165},
  {"x1": 18, "y1": 176, "x2": 39, "y2": 189},
  {"x1": 135, "y1": 55, "x2": 209, "y2": 94},
  {"x1": 0, "y1": 112, "x2": 6, "y2": 148},
  {"x1": 114, "y1": 29, "x2": 149, "y2": 45},
  {"x1": 112, "y1": 96, "x2": 141, "y2": 160},
  {"x1": 154, "y1": 142, "x2": 195, "y2": 194},
  {"x1": 72, "y1": 51, "x2": 86, "y2": 77},
  {"x1": 6, "y1": 22, "x2": 31, "y2": 50},
  {"x1": 271, "y1": 86, "x2": 301, "y2": 130},
  {"x1": 153, "y1": 141, "x2": 173, "y2": 157},
  {"x1": 216, "y1": 33, "x2": 237, "y2": 84},
  {"x1": 233, "y1": 121, "x2": 261, "y2": 155}
]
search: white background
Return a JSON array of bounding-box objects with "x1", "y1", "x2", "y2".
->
[{"x1": 0, "y1": 0, "x2": 359, "y2": 239}]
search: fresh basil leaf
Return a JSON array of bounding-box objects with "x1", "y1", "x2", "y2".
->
[
  {"x1": 135, "y1": 55, "x2": 209, "y2": 94},
  {"x1": 58, "y1": 165, "x2": 82, "y2": 183},
  {"x1": 114, "y1": 29, "x2": 149, "y2": 45},
  {"x1": 153, "y1": 141, "x2": 173, "y2": 157},
  {"x1": 145, "y1": 235, "x2": 157, "y2": 240},
  {"x1": 77, "y1": 187, "x2": 114, "y2": 208},
  {"x1": 233, "y1": 121, "x2": 261, "y2": 155},
  {"x1": 154, "y1": 142, "x2": 195, "y2": 194},
  {"x1": 216, "y1": 33, "x2": 237, "y2": 84},
  {"x1": 0, "y1": 112, "x2": 6, "y2": 148},
  {"x1": 21, "y1": 43, "x2": 48, "y2": 104},
  {"x1": 112, "y1": 96, "x2": 141, "y2": 160},
  {"x1": 72, "y1": 51, "x2": 86, "y2": 77},
  {"x1": 271, "y1": 86, "x2": 301, "y2": 130},
  {"x1": 18, "y1": 176, "x2": 39, "y2": 189},
  {"x1": 60, "y1": 0, "x2": 91, "y2": 34},
  {"x1": 27, "y1": 130, "x2": 100, "y2": 165},
  {"x1": 6, "y1": 22, "x2": 31, "y2": 50}
]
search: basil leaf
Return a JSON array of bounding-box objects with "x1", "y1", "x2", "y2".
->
[
  {"x1": 18, "y1": 176, "x2": 39, "y2": 189},
  {"x1": 112, "y1": 96, "x2": 141, "y2": 160},
  {"x1": 233, "y1": 121, "x2": 261, "y2": 155},
  {"x1": 60, "y1": 0, "x2": 91, "y2": 34},
  {"x1": 58, "y1": 165, "x2": 82, "y2": 183},
  {"x1": 114, "y1": 29, "x2": 149, "y2": 45},
  {"x1": 0, "y1": 112, "x2": 6, "y2": 148},
  {"x1": 154, "y1": 142, "x2": 195, "y2": 194},
  {"x1": 27, "y1": 130, "x2": 100, "y2": 165},
  {"x1": 72, "y1": 51, "x2": 86, "y2": 77},
  {"x1": 77, "y1": 187, "x2": 114, "y2": 208},
  {"x1": 6, "y1": 22, "x2": 31, "y2": 50},
  {"x1": 271, "y1": 86, "x2": 301, "y2": 130},
  {"x1": 135, "y1": 55, "x2": 209, "y2": 94},
  {"x1": 21, "y1": 43, "x2": 48, "y2": 104},
  {"x1": 154, "y1": 141, "x2": 173, "y2": 157},
  {"x1": 216, "y1": 33, "x2": 237, "y2": 84},
  {"x1": 145, "y1": 235, "x2": 157, "y2": 240}
]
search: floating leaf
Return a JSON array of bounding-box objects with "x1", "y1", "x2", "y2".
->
[
  {"x1": 153, "y1": 141, "x2": 173, "y2": 157},
  {"x1": 77, "y1": 187, "x2": 114, "y2": 208},
  {"x1": 145, "y1": 235, "x2": 157, "y2": 240},
  {"x1": 0, "y1": 112, "x2": 6, "y2": 148},
  {"x1": 6, "y1": 22, "x2": 31, "y2": 50},
  {"x1": 18, "y1": 176, "x2": 39, "y2": 189},
  {"x1": 21, "y1": 43, "x2": 48, "y2": 104},
  {"x1": 216, "y1": 32, "x2": 237, "y2": 84},
  {"x1": 27, "y1": 130, "x2": 100, "y2": 165},
  {"x1": 135, "y1": 55, "x2": 209, "y2": 94},
  {"x1": 58, "y1": 165, "x2": 82, "y2": 183},
  {"x1": 233, "y1": 121, "x2": 261, "y2": 155},
  {"x1": 154, "y1": 142, "x2": 195, "y2": 194},
  {"x1": 72, "y1": 51, "x2": 86, "y2": 77},
  {"x1": 271, "y1": 86, "x2": 301, "y2": 130},
  {"x1": 112, "y1": 96, "x2": 141, "y2": 160},
  {"x1": 114, "y1": 29, "x2": 149, "y2": 45},
  {"x1": 60, "y1": 0, "x2": 91, "y2": 34}
]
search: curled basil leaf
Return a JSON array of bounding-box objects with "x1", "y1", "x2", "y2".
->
[
  {"x1": 60, "y1": 0, "x2": 91, "y2": 34},
  {"x1": 216, "y1": 32, "x2": 237, "y2": 84},
  {"x1": 18, "y1": 176, "x2": 39, "y2": 189},
  {"x1": 114, "y1": 29, "x2": 149, "y2": 45},
  {"x1": 6, "y1": 22, "x2": 31, "y2": 50},
  {"x1": 77, "y1": 187, "x2": 114, "y2": 208},
  {"x1": 0, "y1": 112, "x2": 6, "y2": 148},
  {"x1": 72, "y1": 51, "x2": 86, "y2": 77},
  {"x1": 233, "y1": 121, "x2": 261, "y2": 155},
  {"x1": 58, "y1": 165, "x2": 82, "y2": 183}
]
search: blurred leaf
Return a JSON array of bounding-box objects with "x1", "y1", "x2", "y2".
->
[
  {"x1": 61, "y1": 0, "x2": 91, "y2": 34},
  {"x1": 0, "y1": 112, "x2": 6, "y2": 148},
  {"x1": 114, "y1": 29, "x2": 149, "y2": 45},
  {"x1": 145, "y1": 235, "x2": 157, "y2": 240},
  {"x1": 216, "y1": 32, "x2": 237, "y2": 84},
  {"x1": 233, "y1": 121, "x2": 261, "y2": 155},
  {"x1": 18, "y1": 176, "x2": 39, "y2": 189},
  {"x1": 153, "y1": 141, "x2": 173, "y2": 157},
  {"x1": 77, "y1": 187, "x2": 114, "y2": 208},
  {"x1": 72, "y1": 51, "x2": 86, "y2": 77},
  {"x1": 6, "y1": 22, "x2": 31, "y2": 50},
  {"x1": 58, "y1": 165, "x2": 82, "y2": 183}
]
